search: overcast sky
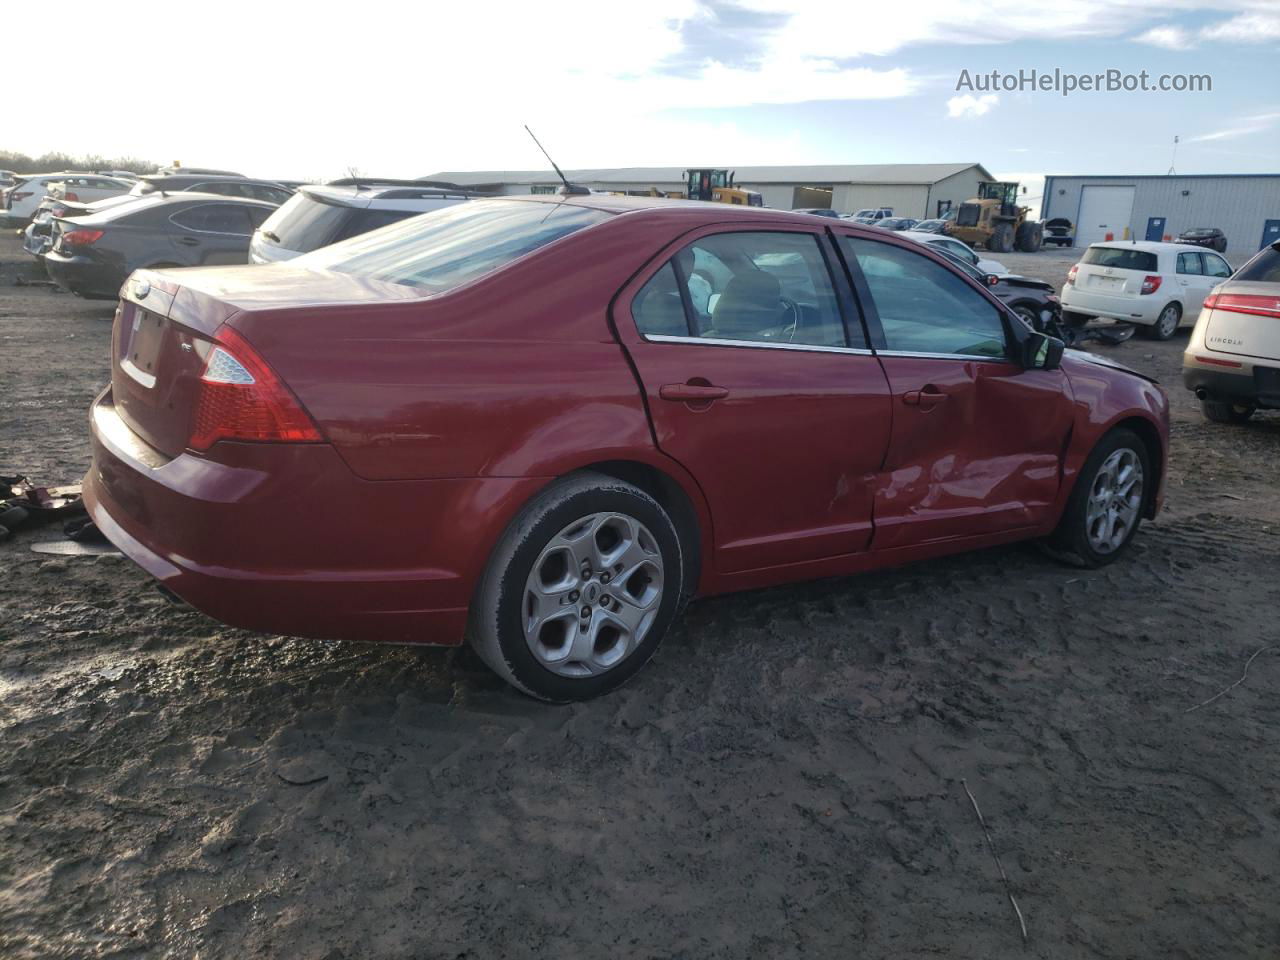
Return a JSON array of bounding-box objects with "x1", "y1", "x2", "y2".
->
[{"x1": 8, "y1": 0, "x2": 1278, "y2": 203}]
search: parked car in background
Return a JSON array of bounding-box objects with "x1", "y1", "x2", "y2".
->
[
  {"x1": 790, "y1": 208, "x2": 842, "y2": 219},
  {"x1": 849, "y1": 207, "x2": 893, "y2": 221},
  {"x1": 874, "y1": 217, "x2": 919, "y2": 232},
  {"x1": 84, "y1": 195, "x2": 1168, "y2": 701},
  {"x1": 48, "y1": 174, "x2": 135, "y2": 205},
  {"x1": 157, "y1": 166, "x2": 245, "y2": 177},
  {"x1": 898, "y1": 230, "x2": 1008, "y2": 274},
  {"x1": 0, "y1": 169, "x2": 18, "y2": 188},
  {"x1": 929, "y1": 245, "x2": 1062, "y2": 329},
  {"x1": 1043, "y1": 217, "x2": 1075, "y2": 247},
  {"x1": 913, "y1": 218, "x2": 950, "y2": 234},
  {"x1": 43, "y1": 193, "x2": 278, "y2": 298},
  {"x1": 2, "y1": 172, "x2": 127, "y2": 227},
  {"x1": 1061, "y1": 241, "x2": 1233, "y2": 340},
  {"x1": 130, "y1": 174, "x2": 294, "y2": 205},
  {"x1": 1183, "y1": 241, "x2": 1280, "y2": 423},
  {"x1": 249, "y1": 179, "x2": 470, "y2": 263},
  {"x1": 1176, "y1": 227, "x2": 1227, "y2": 254}
]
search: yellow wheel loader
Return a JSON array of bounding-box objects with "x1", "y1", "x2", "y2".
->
[{"x1": 948, "y1": 181, "x2": 1042, "y2": 254}]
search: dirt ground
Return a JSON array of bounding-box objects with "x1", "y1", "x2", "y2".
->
[{"x1": 2, "y1": 231, "x2": 1278, "y2": 959}]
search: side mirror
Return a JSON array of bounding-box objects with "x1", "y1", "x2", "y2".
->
[{"x1": 1023, "y1": 331, "x2": 1065, "y2": 370}]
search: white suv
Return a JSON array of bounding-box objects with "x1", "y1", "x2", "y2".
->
[
  {"x1": 249, "y1": 179, "x2": 471, "y2": 263},
  {"x1": 1183, "y1": 242, "x2": 1280, "y2": 423},
  {"x1": 1061, "y1": 240, "x2": 1233, "y2": 340}
]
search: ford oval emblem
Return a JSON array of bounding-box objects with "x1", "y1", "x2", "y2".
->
[{"x1": 136, "y1": 279, "x2": 151, "y2": 299}]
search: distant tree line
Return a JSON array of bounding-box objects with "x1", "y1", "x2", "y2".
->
[{"x1": 0, "y1": 149, "x2": 161, "y2": 175}]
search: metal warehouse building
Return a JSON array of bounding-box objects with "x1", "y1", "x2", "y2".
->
[
  {"x1": 424, "y1": 163, "x2": 993, "y2": 219},
  {"x1": 1041, "y1": 174, "x2": 1280, "y2": 253}
]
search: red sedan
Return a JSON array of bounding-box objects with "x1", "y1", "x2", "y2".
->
[{"x1": 85, "y1": 196, "x2": 1169, "y2": 701}]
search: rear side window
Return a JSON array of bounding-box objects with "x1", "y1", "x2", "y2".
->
[
  {"x1": 1234, "y1": 246, "x2": 1280, "y2": 283},
  {"x1": 1083, "y1": 246, "x2": 1158, "y2": 272},
  {"x1": 634, "y1": 231, "x2": 849, "y2": 348},
  {"x1": 170, "y1": 203, "x2": 254, "y2": 234},
  {"x1": 301, "y1": 200, "x2": 610, "y2": 293},
  {"x1": 842, "y1": 235, "x2": 1007, "y2": 359},
  {"x1": 1177, "y1": 252, "x2": 1203, "y2": 275}
]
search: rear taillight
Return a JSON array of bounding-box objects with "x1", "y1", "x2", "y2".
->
[
  {"x1": 12, "y1": 191, "x2": 32, "y2": 202},
  {"x1": 1140, "y1": 275, "x2": 1162, "y2": 295},
  {"x1": 1204, "y1": 293, "x2": 1280, "y2": 319},
  {"x1": 189, "y1": 326, "x2": 322, "y2": 451},
  {"x1": 1066, "y1": 265, "x2": 1078, "y2": 285},
  {"x1": 62, "y1": 228, "x2": 103, "y2": 246},
  {"x1": 64, "y1": 191, "x2": 79, "y2": 202}
]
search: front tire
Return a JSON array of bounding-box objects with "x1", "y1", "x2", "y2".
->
[
  {"x1": 1046, "y1": 428, "x2": 1150, "y2": 568},
  {"x1": 1202, "y1": 399, "x2": 1255, "y2": 424},
  {"x1": 990, "y1": 222, "x2": 1014, "y2": 254},
  {"x1": 469, "y1": 472, "x2": 685, "y2": 702}
]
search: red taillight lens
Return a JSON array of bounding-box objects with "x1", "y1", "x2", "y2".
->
[
  {"x1": 189, "y1": 326, "x2": 323, "y2": 451},
  {"x1": 1204, "y1": 293, "x2": 1280, "y2": 319},
  {"x1": 64, "y1": 191, "x2": 79, "y2": 202},
  {"x1": 1140, "y1": 275, "x2": 1162, "y2": 295},
  {"x1": 62, "y1": 228, "x2": 103, "y2": 246},
  {"x1": 1066, "y1": 265, "x2": 1078, "y2": 285},
  {"x1": 12, "y1": 191, "x2": 32, "y2": 202}
]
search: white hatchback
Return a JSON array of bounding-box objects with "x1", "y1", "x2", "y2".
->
[{"x1": 1061, "y1": 241, "x2": 1233, "y2": 340}]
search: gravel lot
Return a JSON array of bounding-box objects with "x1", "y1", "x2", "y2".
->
[{"x1": 2, "y1": 231, "x2": 1278, "y2": 959}]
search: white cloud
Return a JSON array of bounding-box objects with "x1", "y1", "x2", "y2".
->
[
  {"x1": 1187, "y1": 112, "x2": 1280, "y2": 142},
  {"x1": 1200, "y1": 10, "x2": 1280, "y2": 43},
  {"x1": 947, "y1": 94, "x2": 999, "y2": 118},
  {"x1": 1133, "y1": 25, "x2": 1196, "y2": 49}
]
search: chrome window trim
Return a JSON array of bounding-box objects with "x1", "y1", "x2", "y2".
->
[
  {"x1": 876, "y1": 349, "x2": 1014, "y2": 363},
  {"x1": 644, "y1": 334, "x2": 872, "y2": 356}
]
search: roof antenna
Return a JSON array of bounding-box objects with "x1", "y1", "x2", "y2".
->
[
  {"x1": 524, "y1": 125, "x2": 589, "y2": 196},
  {"x1": 348, "y1": 166, "x2": 364, "y2": 192}
]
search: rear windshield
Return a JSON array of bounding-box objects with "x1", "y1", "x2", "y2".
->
[
  {"x1": 1082, "y1": 246, "x2": 1158, "y2": 272},
  {"x1": 258, "y1": 193, "x2": 351, "y2": 251},
  {"x1": 1233, "y1": 245, "x2": 1280, "y2": 283},
  {"x1": 299, "y1": 200, "x2": 611, "y2": 292}
]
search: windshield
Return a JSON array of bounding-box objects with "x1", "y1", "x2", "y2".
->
[
  {"x1": 1082, "y1": 246, "x2": 1159, "y2": 272},
  {"x1": 299, "y1": 199, "x2": 611, "y2": 292}
]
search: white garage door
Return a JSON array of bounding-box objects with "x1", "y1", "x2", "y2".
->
[{"x1": 1076, "y1": 186, "x2": 1135, "y2": 246}]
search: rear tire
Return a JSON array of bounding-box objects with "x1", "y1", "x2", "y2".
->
[
  {"x1": 468, "y1": 471, "x2": 686, "y2": 702},
  {"x1": 1140, "y1": 302, "x2": 1181, "y2": 340},
  {"x1": 1202, "y1": 399, "x2": 1255, "y2": 424},
  {"x1": 1046, "y1": 428, "x2": 1150, "y2": 568},
  {"x1": 990, "y1": 222, "x2": 1014, "y2": 254}
]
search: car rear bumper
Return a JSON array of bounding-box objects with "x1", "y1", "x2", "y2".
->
[
  {"x1": 1182, "y1": 357, "x2": 1280, "y2": 407},
  {"x1": 1061, "y1": 287, "x2": 1160, "y2": 324},
  {"x1": 84, "y1": 388, "x2": 545, "y2": 646},
  {"x1": 44, "y1": 251, "x2": 125, "y2": 298}
]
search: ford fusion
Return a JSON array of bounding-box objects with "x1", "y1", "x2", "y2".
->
[{"x1": 85, "y1": 196, "x2": 1169, "y2": 701}]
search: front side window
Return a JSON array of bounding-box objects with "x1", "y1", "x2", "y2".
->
[
  {"x1": 1177, "y1": 251, "x2": 1203, "y2": 275},
  {"x1": 936, "y1": 238, "x2": 977, "y2": 264},
  {"x1": 1202, "y1": 253, "x2": 1232, "y2": 278},
  {"x1": 300, "y1": 199, "x2": 610, "y2": 293},
  {"x1": 633, "y1": 231, "x2": 850, "y2": 348},
  {"x1": 841, "y1": 236, "x2": 1008, "y2": 359}
]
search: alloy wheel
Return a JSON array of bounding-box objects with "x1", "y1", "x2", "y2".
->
[
  {"x1": 522, "y1": 512, "x2": 664, "y2": 678},
  {"x1": 1085, "y1": 448, "x2": 1144, "y2": 554}
]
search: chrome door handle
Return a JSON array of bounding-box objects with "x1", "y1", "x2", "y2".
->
[{"x1": 659, "y1": 383, "x2": 729, "y2": 402}]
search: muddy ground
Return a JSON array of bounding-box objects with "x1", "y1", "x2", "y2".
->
[{"x1": 2, "y1": 232, "x2": 1278, "y2": 959}]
